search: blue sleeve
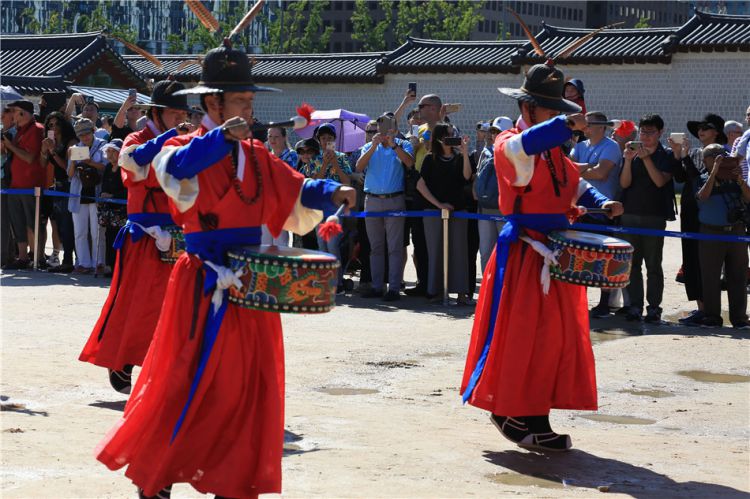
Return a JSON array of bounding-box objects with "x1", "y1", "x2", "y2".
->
[
  {"x1": 570, "y1": 142, "x2": 580, "y2": 162},
  {"x1": 577, "y1": 183, "x2": 609, "y2": 209},
  {"x1": 397, "y1": 138, "x2": 414, "y2": 155},
  {"x1": 520, "y1": 115, "x2": 573, "y2": 156},
  {"x1": 165, "y1": 127, "x2": 233, "y2": 180},
  {"x1": 129, "y1": 128, "x2": 178, "y2": 166},
  {"x1": 602, "y1": 140, "x2": 623, "y2": 166},
  {"x1": 300, "y1": 178, "x2": 340, "y2": 214}
]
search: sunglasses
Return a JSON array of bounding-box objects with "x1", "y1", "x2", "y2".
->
[
  {"x1": 418, "y1": 103, "x2": 435, "y2": 109},
  {"x1": 638, "y1": 129, "x2": 659, "y2": 136},
  {"x1": 299, "y1": 148, "x2": 316, "y2": 155},
  {"x1": 366, "y1": 129, "x2": 377, "y2": 134}
]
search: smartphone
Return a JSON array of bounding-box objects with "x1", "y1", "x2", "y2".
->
[
  {"x1": 444, "y1": 103, "x2": 462, "y2": 114},
  {"x1": 377, "y1": 116, "x2": 396, "y2": 134},
  {"x1": 47, "y1": 130, "x2": 55, "y2": 141},
  {"x1": 85, "y1": 96, "x2": 94, "y2": 104},
  {"x1": 326, "y1": 142, "x2": 335, "y2": 152},
  {"x1": 69, "y1": 145, "x2": 90, "y2": 161},
  {"x1": 411, "y1": 125, "x2": 420, "y2": 137},
  {"x1": 443, "y1": 136, "x2": 462, "y2": 146},
  {"x1": 408, "y1": 82, "x2": 417, "y2": 96},
  {"x1": 628, "y1": 141, "x2": 643, "y2": 150},
  {"x1": 669, "y1": 132, "x2": 685, "y2": 144},
  {"x1": 129, "y1": 88, "x2": 137, "y2": 100}
]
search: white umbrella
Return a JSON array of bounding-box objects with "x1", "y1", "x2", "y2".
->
[{"x1": 0, "y1": 85, "x2": 23, "y2": 102}]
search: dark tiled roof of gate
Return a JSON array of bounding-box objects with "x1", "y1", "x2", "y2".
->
[
  {"x1": 674, "y1": 11, "x2": 750, "y2": 52},
  {"x1": 382, "y1": 37, "x2": 520, "y2": 73}
]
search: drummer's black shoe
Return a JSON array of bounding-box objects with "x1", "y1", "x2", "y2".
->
[
  {"x1": 517, "y1": 432, "x2": 573, "y2": 452},
  {"x1": 138, "y1": 485, "x2": 172, "y2": 499},
  {"x1": 109, "y1": 365, "x2": 134, "y2": 394},
  {"x1": 490, "y1": 414, "x2": 530, "y2": 444}
]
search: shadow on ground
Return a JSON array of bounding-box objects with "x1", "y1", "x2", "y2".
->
[{"x1": 483, "y1": 449, "x2": 747, "y2": 498}]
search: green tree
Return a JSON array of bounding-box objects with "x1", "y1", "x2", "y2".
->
[
  {"x1": 351, "y1": 0, "x2": 394, "y2": 51},
  {"x1": 262, "y1": 1, "x2": 333, "y2": 54},
  {"x1": 393, "y1": 0, "x2": 484, "y2": 45},
  {"x1": 166, "y1": 33, "x2": 185, "y2": 54},
  {"x1": 634, "y1": 16, "x2": 651, "y2": 28},
  {"x1": 186, "y1": 0, "x2": 268, "y2": 52},
  {"x1": 78, "y1": 2, "x2": 137, "y2": 43}
]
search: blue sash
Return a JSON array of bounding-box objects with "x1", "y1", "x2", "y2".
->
[
  {"x1": 462, "y1": 213, "x2": 570, "y2": 403},
  {"x1": 112, "y1": 212, "x2": 174, "y2": 250},
  {"x1": 171, "y1": 227, "x2": 262, "y2": 442}
]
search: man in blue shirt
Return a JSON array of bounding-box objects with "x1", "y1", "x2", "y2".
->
[
  {"x1": 570, "y1": 112, "x2": 624, "y2": 318},
  {"x1": 356, "y1": 113, "x2": 415, "y2": 301},
  {"x1": 695, "y1": 144, "x2": 750, "y2": 329}
]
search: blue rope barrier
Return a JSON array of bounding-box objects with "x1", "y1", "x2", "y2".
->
[
  {"x1": 345, "y1": 210, "x2": 750, "y2": 244},
  {"x1": 1, "y1": 188, "x2": 127, "y2": 205}
]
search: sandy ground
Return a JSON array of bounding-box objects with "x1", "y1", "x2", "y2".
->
[{"x1": 1, "y1": 220, "x2": 749, "y2": 498}]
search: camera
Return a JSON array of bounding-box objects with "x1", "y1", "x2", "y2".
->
[
  {"x1": 443, "y1": 136, "x2": 462, "y2": 147},
  {"x1": 628, "y1": 141, "x2": 643, "y2": 151}
]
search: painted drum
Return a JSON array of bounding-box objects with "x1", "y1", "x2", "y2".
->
[
  {"x1": 226, "y1": 245, "x2": 339, "y2": 313},
  {"x1": 159, "y1": 225, "x2": 186, "y2": 264},
  {"x1": 547, "y1": 230, "x2": 633, "y2": 288}
]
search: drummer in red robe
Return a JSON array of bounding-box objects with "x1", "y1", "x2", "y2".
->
[
  {"x1": 94, "y1": 41, "x2": 355, "y2": 499},
  {"x1": 79, "y1": 80, "x2": 195, "y2": 394},
  {"x1": 460, "y1": 61, "x2": 623, "y2": 451}
]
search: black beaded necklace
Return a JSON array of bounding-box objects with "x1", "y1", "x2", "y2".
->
[
  {"x1": 543, "y1": 148, "x2": 568, "y2": 197},
  {"x1": 230, "y1": 140, "x2": 263, "y2": 205}
]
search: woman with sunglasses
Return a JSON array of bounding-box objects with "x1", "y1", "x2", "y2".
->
[
  {"x1": 416, "y1": 122, "x2": 473, "y2": 305},
  {"x1": 40, "y1": 112, "x2": 78, "y2": 272}
]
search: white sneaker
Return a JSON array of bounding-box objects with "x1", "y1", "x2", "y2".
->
[{"x1": 46, "y1": 253, "x2": 60, "y2": 267}]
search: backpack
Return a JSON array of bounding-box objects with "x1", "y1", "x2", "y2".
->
[{"x1": 474, "y1": 148, "x2": 499, "y2": 210}]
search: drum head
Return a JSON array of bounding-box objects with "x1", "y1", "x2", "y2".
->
[
  {"x1": 550, "y1": 230, "x2": 631, "y2": 249},
  {"x1": 231, "y1": 244, "x2": 338, "y2": 262}
]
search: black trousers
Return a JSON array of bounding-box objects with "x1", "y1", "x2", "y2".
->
[
  {"x1": 699, "y1": 224, "x2": 748, "y2": 325},
  {"x1": 680, "y1": 201, "x2": 703, "y2": 301},
  {"x1": 621, "y1": 214, "x2": 667, "y2": 312}
]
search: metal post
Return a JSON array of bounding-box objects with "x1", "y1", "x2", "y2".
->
[
  {"x1": 93, "y1": 207, "x2": 101, "y2": 277},
  {"x1": 33, "y1": 187, "x2": 41, "y2": 271},
  {"x1": 442, "y1": 208, "x2": 450, "y2": 305}
]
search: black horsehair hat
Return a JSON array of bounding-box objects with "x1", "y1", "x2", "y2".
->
[
  {"x1": 687, "y1": 113, "x2": 728, "y2": 144},
  {"x1": 169, "y1": 0, "x2": 274, "y2": 96},
  {"x1": 174, "y1": 40, "x2": 280, "y2": 96},
  {"x1": 498, "y1": 9, "x2": 621, "y2": 114},
  {"x1": 136, "y1": 79, "x2": 200, "y2": 114}
]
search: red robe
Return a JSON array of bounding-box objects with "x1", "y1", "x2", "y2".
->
[
  {"x1": 95, "y1": 123, "x2": 308, "y2": 498},
  {"x1": 460, "y1": 128, "x2": 597, "y2": 416},
  {"x1": 79, "y1": 125, "x2": 174, "y2": 370}
]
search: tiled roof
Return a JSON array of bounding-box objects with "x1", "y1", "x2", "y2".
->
[
  {"x1": 69, "y1": 85, "x2": 151, "y2": 105},
  {"x1": 0, "y1": 75, "x2": 68, "y2": 94},
  {"x1": 123, "y1": 52, "x2": 385, "y2": 83},
  {"x1": 0, "y1": 31, "x2": 146, "y2": 93},
  {"x1": 517, "y1": 24, "x2": 676, "y2": 65},
  {"x1": 382, "y1": 37, "x2": 520, "y2": 73},
  {"x1": 674, "y1": 11, "x2": 750, "y2": 52}
]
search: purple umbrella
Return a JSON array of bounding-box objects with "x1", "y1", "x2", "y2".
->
[{"x1": 295, "y1": 109, "x2": 371, "y2": 153}]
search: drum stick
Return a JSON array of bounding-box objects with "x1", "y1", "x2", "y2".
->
[{"x1": 583, "y1": 207, "x2": 612, "y2": 215}]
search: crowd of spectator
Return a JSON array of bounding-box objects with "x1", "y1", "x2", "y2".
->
[{"x1": 2, "y1": 84, "x2": 749, "y2": 328}]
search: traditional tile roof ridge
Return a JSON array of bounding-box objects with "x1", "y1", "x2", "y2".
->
[
  {"x1": 0, "y1": 30, "x2": 146, "y2": 93},
  {"x1": 674, "y1": 10, "x2": 750, "y2": 52},
  {"x1": 123, "y1": 51, "x2": 386, "y2": 83},
  {"x1": 382, "y1": 36, "x2": 520, "y2": 74},
  {"x1": 517, "y1": 22, "x2": 677, "y2": 65}
]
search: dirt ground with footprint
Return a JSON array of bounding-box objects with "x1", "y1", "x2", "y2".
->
[{"x1": 1, "y1": 221, "x2": 749, "y2": 498}]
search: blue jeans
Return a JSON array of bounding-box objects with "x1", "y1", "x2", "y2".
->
[{"x1": 317, "y1": 229, "x2": 344, "y2": 287}]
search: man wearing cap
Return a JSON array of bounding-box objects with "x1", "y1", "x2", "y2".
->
[
  {"x1": 94, "y1": 42, "x2": 355, "y2": 499},
  {"x1": 80, "y1": 79, "x2": 194, "y2": 394},
  {"x1": 65, "y1": 93, "x2": 109, "y2": 139},
  {"x1": 356, "y1": 112, "x2": 415, "y2": 301},
  {"x1": 474, "y1": 116, "x2": 513, "y2": 272},
  {"x1": 98, "y1": 138, "x2": 127, "y2": 271},
  {"x1": 2, "y1": 100, "x2": 45, "y2": 269},
  {"x1": 460, "y1": 62, "x2": 622, "y2": 452},
  {"x1": 570, "y1": 111, "x2": 623, "y2": 318}
]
